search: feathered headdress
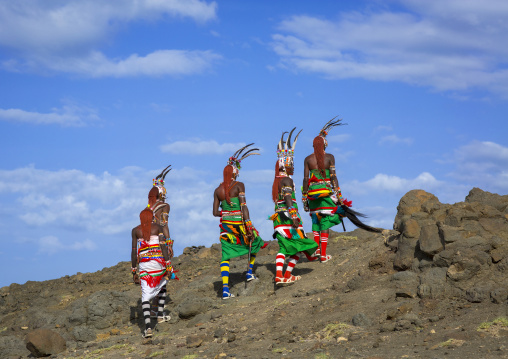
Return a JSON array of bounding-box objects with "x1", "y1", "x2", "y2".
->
[
  {"x1": 227, "y1": 143, "x2": 260, "y2": 175},
  {"x1": 319, "y1": 116, "x2": 346, "y2": 137},
  {"x1": 153, "y1": 165, "x2": 171, "y2": 199},
  {"x1": 277, "y1": 127, "x2": 302, "y2": 168}
]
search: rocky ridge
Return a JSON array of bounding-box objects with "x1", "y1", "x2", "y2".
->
[{"x1": 1, "y1": 187, "x2": 508, "y2": 359}]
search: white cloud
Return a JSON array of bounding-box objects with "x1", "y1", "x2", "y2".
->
[
  {"x1": 0, "y1": 165, "x2": 224, "y2": 254},
  {"x1": 375, "y1": 125, "x2": 393, "y2": 132},
  {"x1": 447, "y1": 140, "x2": 508, "y2": 192},
  {"x1": 0, "y1": 0, "x2": 219, "y2": 77},
  {"x1": 0, "y1": 166, "x2": 147, "y2": 234},
  {"x1": 347, "y1": 172, "x2": 443, "y2": 196},
  {"x1": 241, "y1": 169, "x2": 274, "y2": 184},
  {"x1": 20, "y1": 50, "x2": 222, "y2": 78},
  {"x1": 455, "y1": 140, "x2": 508, "y2": 163},
  {"x1": 271, "y1": 1, "x2": 508, "y2": 97},
  {"x1": 352, "y1": 205, "x2": 395, "y2": 230},
  {"x1": 327, "y1": 134, "x2": 350, "y2": 143},
  {"x1": 379, "y1": 134, "x2": 413, "y2": 145},
  {"x1": 0, "y1": 102, "x2": 99, "y2": 126},
  {"x1": 160, "y1": 140, "x2": 248, "y2": 155},
  {"x1": 0, "y1": 0, "x2": 217, "y2": 52},
  {"x1": 38, "y1": 236, "x2": 97, "y2": 254}
]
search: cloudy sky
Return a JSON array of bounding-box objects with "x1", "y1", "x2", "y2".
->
[{"x1": 2, "y1": 0, "x2": 508, "y2": 287}]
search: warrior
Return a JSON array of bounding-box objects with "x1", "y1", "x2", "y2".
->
[
  {"x1": 131, "y1": 207, "x2": 173, "y2": 338},
  {"x1": 212, "y1": 144, "x2": 265, "y2": 299},
  {"x1": 270, "y1": 128, "x2": 319, "y2": 285},
  {"x1": 302, "y1": 117, "x2": 381, "y2": 263},
  {"x1": 151, "y1": 165, "x2": 173, "y2": 257}
]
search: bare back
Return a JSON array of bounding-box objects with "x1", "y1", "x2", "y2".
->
[
  {"x1": 304, "y1": 153, "x2": 335, "y2": 171},
  {"x1": 214, "y1": 181, "x2": 244, "y2": 202},
  {"x1": 212, "y1": 181, "x2": 248, "y2": 219},
  {"x1": 303, "y1": 152, "x2": 338, "y2": 193},
  {"x1": 132, "y1": 222, "x2": 163, "y2": 240}
]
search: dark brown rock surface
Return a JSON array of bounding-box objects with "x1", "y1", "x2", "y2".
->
[{"x1": 1, "y1": 187, "x2": 507, "y2": 359}]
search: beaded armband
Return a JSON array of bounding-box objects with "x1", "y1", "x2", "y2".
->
[
  {"x1": 161, "y1": 212, "x2": 169, "y2": 226},
  {"x1": 281, "y1": 186, "x2": 293, "y2": 195},
  {"x1": 301, "y1": 189, "x2": 308, "y2": 201},
  {"x1": 165, "y1": 263, "x2": 173, "y2": 273},
  {"x1": 335, "y1": 186, "x2": 343, "y2": 200},
  {"x1": 131, "y1": 267, "x2": 137, "y2": 274},
  {"x1": 287, "y1": 206, "x2": 298, "y2": 220},
  {"x1": 244, "y1": 219, "x2": 253, "y2": 232},
  {"x1": 166, "y1": 238, "x2": 174, "y2": 246},
  {"x1": 239, "y1": 192, "x2": 247, "y2": 207}
]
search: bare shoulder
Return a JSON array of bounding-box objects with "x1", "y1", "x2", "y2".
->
[
  {"x1": 151, "y1": 223, "x2": 163, "y2": 235},
  {"x1": 280, "y1": 176, "x2": 294, "y2": 186},
  {"x1": 236, "y1": 181, "x2": 246, "y2": 191},
  {"x1": 325, "y1": 153, "x2": 336, "y2": 165},
  {"x1": 155, "y1": 202, "x2": 169, "y2": 211}
]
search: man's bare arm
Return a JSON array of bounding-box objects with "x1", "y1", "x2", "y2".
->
[
  {"x1": 281, "y1": 178, "x2": 299, "y2": 228},
  {"x1": 328, "y1": 154, "x2": 339, "y2": 190},
  {"x1": 159, "y1": 233, "x2": 169, "y2": 262},
  {"x1": 302, "y1": 157, "x2": 310, "y2": 193},
  {"x1": 131, "y1": 229, "x2": 138, "y2": 269},
  {"x1": 212, "y1": 189, "x2": 221, "y2": 217},
  {"x1": 237, "y1": 182, "x2": 251, "y2": 221},
  {"x1": 131, "y1": 228, "x2": 139, "y2": 284}
]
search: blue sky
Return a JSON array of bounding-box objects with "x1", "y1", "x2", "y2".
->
[{"x1": 1, "y1": 0, "x2": 508, "y2": 287}]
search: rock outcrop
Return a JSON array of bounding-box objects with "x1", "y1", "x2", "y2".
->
[{"x1": 393, "y1": 187, "x2": 508, "y2": 303}]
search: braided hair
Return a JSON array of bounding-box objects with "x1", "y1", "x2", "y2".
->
[
  {"x1": 139, "y1": 208, "x2": 153, "y2": 242},
  {"x1": 313, "y1": 136, "x2": 326, "y2": 177},
  {"x1": 222, "y1": 165, "x2": 234, "y2": 205}
]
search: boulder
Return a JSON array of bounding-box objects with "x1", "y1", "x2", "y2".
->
[
  {"x1": 418, "y1": 222, "x2": 443, "y2": 255},
  {"x1": 465, "y1": 187, "x2": 508, "y2": 213},
  {"x1": 352, "y1": 313, "x2": 372, "y2": 327},
  {"x1": 391, "y1": 271, "x2": 419, "y2": 298},
  {"x1": 418, "y1": 267, "x2": 447, "y2": 299},
  {"x1": 25, "y1": 329, "x2": 66, "y2": 357},
  {"x1": 447, "y1": 258, "x2": 481, "y2": 282},
  {"x1": 176, "y1": 298, "x2": 214, "y2": 319},
  {"x1": 394, "y1": 236, "x2": 418, "y2": 270},
  {"x1": 393, "y1": 190, "x2": 440, "y2": 231},
  {"x1": 437, "y1": 223, "x2": 464, "y2": 243},
  {"x1": 72, "y1": 326, "x2": 96, "y2": 342}
]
